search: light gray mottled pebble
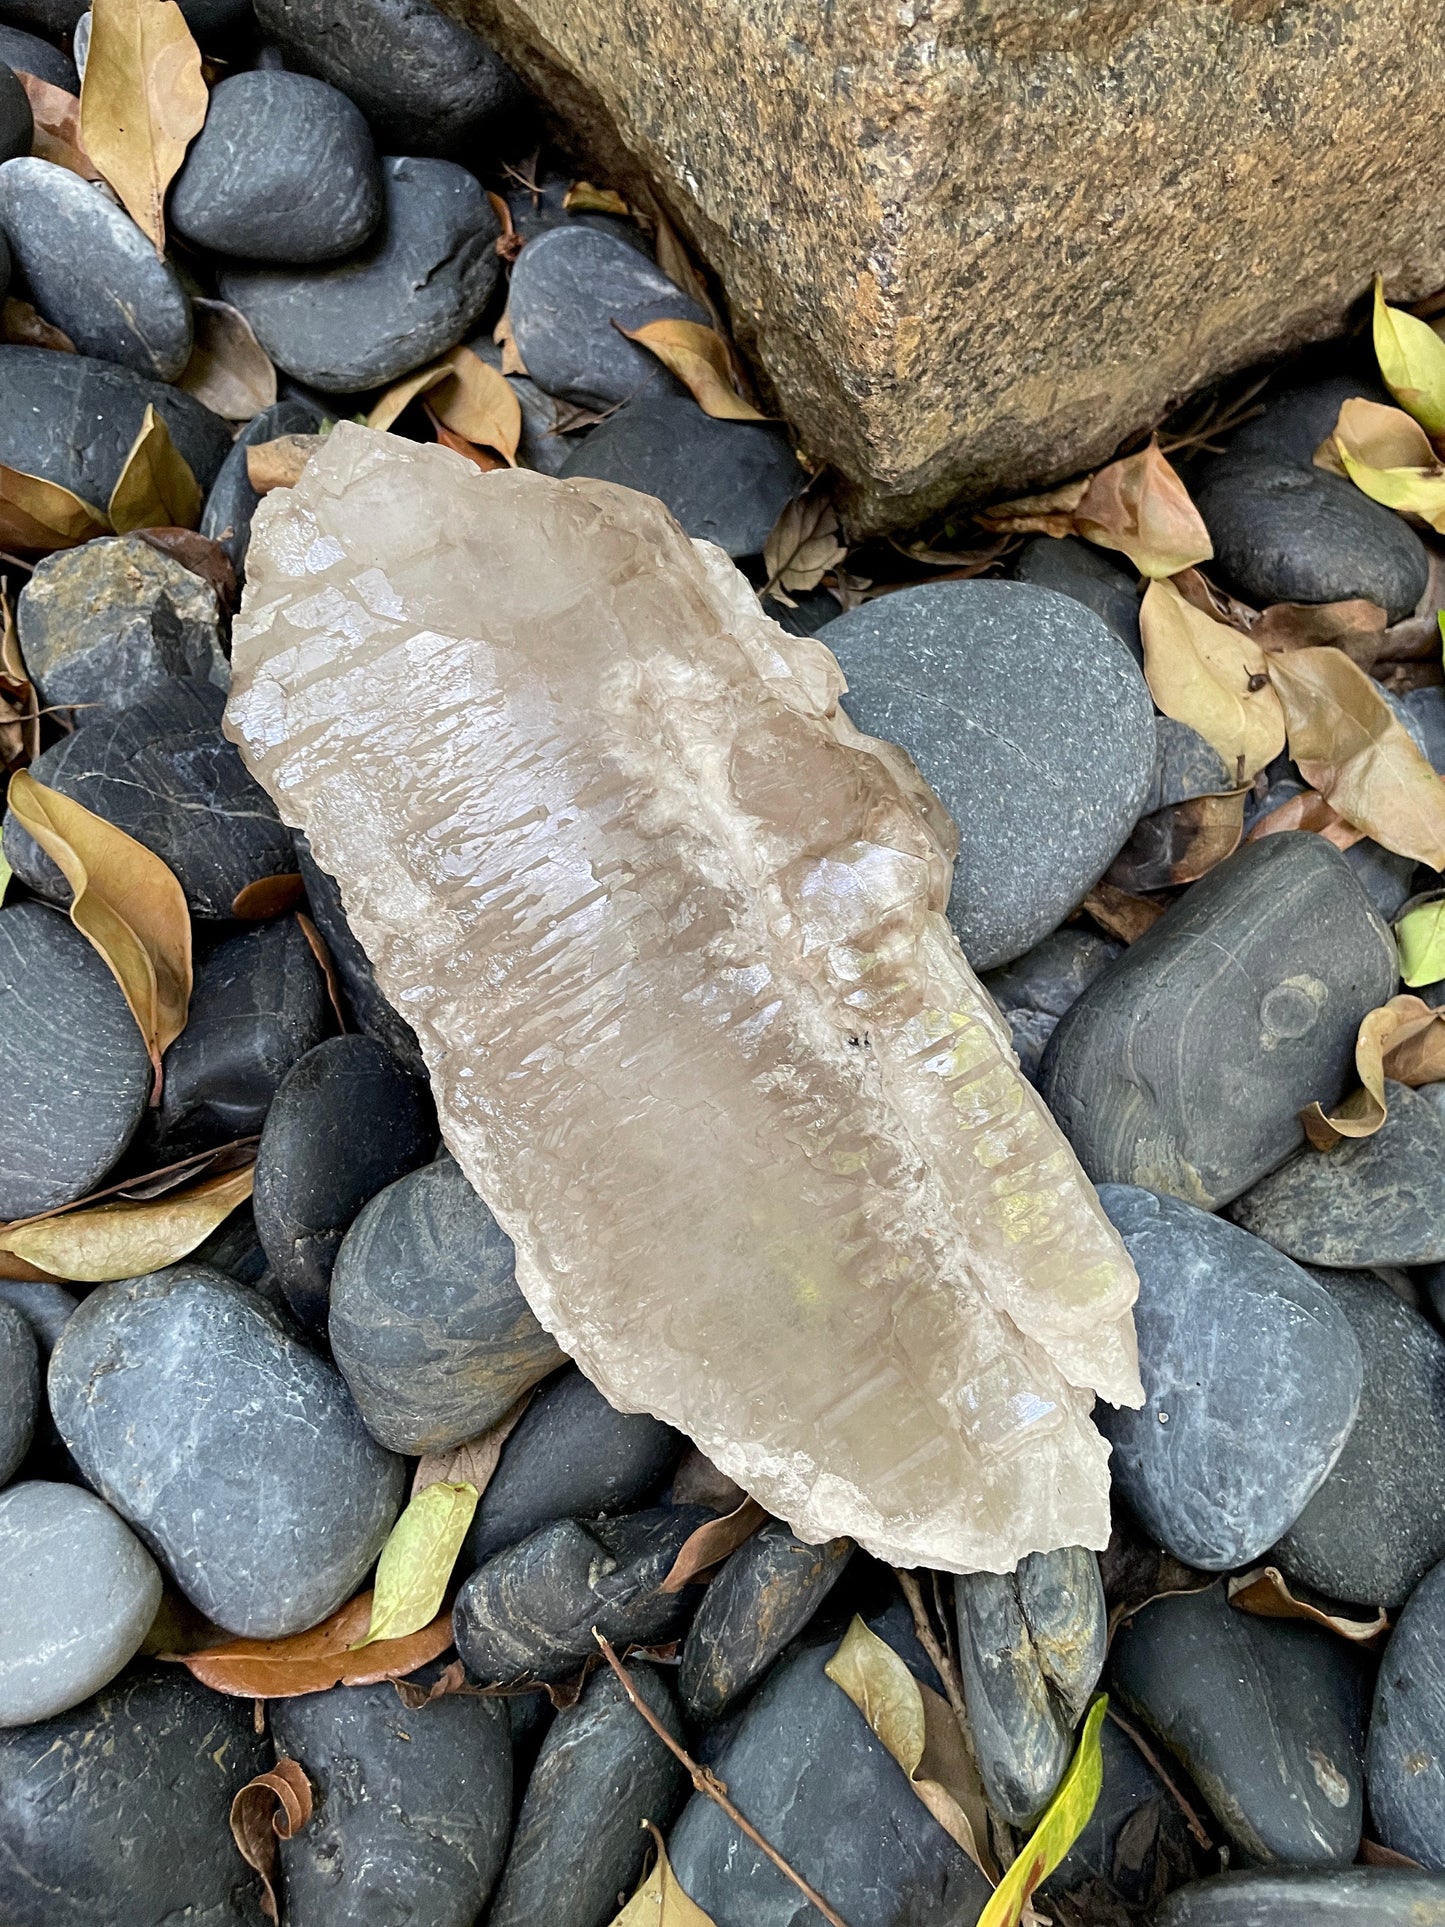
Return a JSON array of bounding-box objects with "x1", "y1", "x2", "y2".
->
[{"x1": 1013, "y1": 532, "x2": 1143, "y2": 661}]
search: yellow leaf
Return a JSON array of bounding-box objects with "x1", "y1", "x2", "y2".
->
[
  {"x1": 1398, "y1": 897, "x2": 1445, "y2": 988},
  {"x1": 1301, "y1": 993, "x2": 1445, "y2": 1149},
  {"x1": 976, "y1": 1698, "x2": 1108, "y2": 1927},
  {"x1": 1316, "y1": 396, "x2": 1438, "y2": 475},
  {"x1": 1331, "y1": 437, "x2": 1445, "y2": 535},
  {"x1": 6, "y1": 769, "x2": 191, "y2": 1083},
  {"x1": 368, "y1": 346, "x2": 521, "y2": 465},
  {"x1": 354, "y1": 1480, "x2": 479, "y2": 1648},
  {"x1": 825, "y1": 1616, "x2": 995, "y2": 1878},
  {"x1": 1139, "y1": 579, "x2": 1285, "y2": 784},
  {"x1": 79, "y1": 0, "x2": 207, "y2": 253},
  {"x1": 1072, "y1": 442, "x2": 1212, "y2": 578},
  {"x1": 622, "y1": 320, "x2": 767, "y2": 423},
  {"x1": 0, "y1": 464, "x2": 110, "y2": 552},
  {"x1": 1372, "y1": 275, "x2": 1445, "y2": 439},
  {"x1": 107, "y1": 403, "x2": 203, "y2": 532},
  {"x1": 564, "y1": 180, "x2": 632, "y2": 217},
  {"x1": 0, "y1": 1164, "x2": 252, "y2": 1281},
  {"x1": 610, "y1": 1825, "x2": 718, "y2": 1926},
  {"x1": 177, "y1": 299, "x2": 276, "y2": 422},
  {"x1": 1267, "y1": 646, "x2": 1445, "y2": 868}
]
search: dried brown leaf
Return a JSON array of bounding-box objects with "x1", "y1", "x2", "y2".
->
[
  {"x1": 108, "y1": 403, "x2": 202, "y2": 533},
  {"x1": 1, "y1": 295, "x2": 76, "y2": 352},
  {"x1": 1252, "y1": 598, "x2": 1388, "y2": 668},
  {"x1": 1140, "y1": 579, "x2": 1285, "y2": 784},
  {"x1": 0, "y1": 463, "x2": 109, "y2": 552},
  {"x1": 611, "y1": 1822, "x2": 720, "y2": 1925},
  {"x1": 564, "y1": 179, "x2": 631, "y2": 216},
  {"x1": 1081, "y1": 883, "x2": 1166, "y2": 945},
  {"x1": 0, "y1": 584, "x2": 39, "y2": 768},
  {"x1": 15, "y1": 72, "x2": 101, "y2": 179},
  {"x1": 296, "y1": 911, "x2": 346, "y2": 1031},
  {"x1": 0, "y1": 1163, "x2": 252, "y2": 1283},
  {"x1": 1105, "y1": 791, "x2": 1245, "y2": 893},
  {"x1": 1360, "y1": 1839, "x2": 1426, "y2": 1870},
  {"x1": 412, "y1": 1392, "x2": 532, "y2": 1499},
  {"x1": 622, "y1": 319, "x2": 767, "y2": 422},
  {"x1": 1301, "y1": 993, "x2": 1445, "y2": 1148},
  {"x1": 1245, "y1": 787, "x2": 1366, "y2": 851},
  {"x1": 229, "y1": 1758, "x2": 312, "y2": 1924},
  {"x1": 977, "y1": 477, "x2": 1090, "y2": 538},
  {"x1": 1315, "y1": 397, "x2": 1437, "y2": 475},
  {"x1": 1071, "y1": 442, "x2": 1213, "y2": 577},
  {"x1": 651, "y1": 209, "x2": 711, "y2": 310},
  {"x1": 78, "y1": 0, "x2": 207, "y2": 252},
  {"x1": 136, "y1": 526, "x2": 236, "y2": 607},
  {"x1": 762, "y1": 493, "x2": 846, "y2": 604},
  {"x1": 1169, "y1": 565, "x2": 1258, "y2": 631},
  {"x1": 484, "y1": 188, "x2": 523, "y2": 262},
  {"x1": 166, "y1": 1590, "x2": 453, "y2": 1697},
  {"x1": 661, "y1": 1496, "x2": 769, "y2": 1593},
  {"x1": 178, "y1": 298, "x2": 276, "y2": 422},
  {"x1": 426, "y1": 412, "x2": 507, "y2": 473},
  {"x1": 1227, "y1": 1565, "x2": 1389, "y2": 1644},
  {"x1": 493, "y1": 305, "x2": 528, "y2": 377},
  {"x1": 231, "y1": 873, "x2": 305, "y2": 919},
  {"x1": 245, "y1": 434, "x2": 324, "y2": 495}
]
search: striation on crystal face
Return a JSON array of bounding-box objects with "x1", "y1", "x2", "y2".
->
[{"x1": 224, "y1": 425, "x2": 1142, "y2": 1572}]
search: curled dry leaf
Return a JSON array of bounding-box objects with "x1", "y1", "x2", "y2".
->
[
  {"x1": 1266, "y1": 645, "x2": 1445, "y2": 867},
  {"x1": 79, "y1": 0, "x2": 207, "y2": 253},
  {"x1": 825, "y1": 1615, "x2": 996, "y2": 1879},
  {"x1": 0, "y1": 464, "x2": 109, "y2": 552},
  {"x1": 0, "y1": 585, "x2": 39, "y2": 770},
  {"x1": 108, "y1": 403, "x2": 202, "y2": 533},
  {"x1": 976, "y1": 1698, "x2": 1108, "y2": 1927},
  {"x1": 15, "y1": 72, "x2": 101, "y2": 180},
  {"x1": 1373, "y1": 274, "x2": 1445, "y2": 439},
  {"x1": 166, "y1": 1589, "x2": 454, "y2": 1697},
  {"x1": 136, "y1": 526, "x2": 236, "y2": 608},
  {"x1": 1245, "y1": 787, "x2": 1365, "y2": 853},
  {"x1": 1252, "y1": 597, "x2": 1388, "y2": 668},
  {"x1": 1169, "y1": 565, "x2": 1258, "y2": 632},
  {"x1": 368, "y1": 346, "x2": 521, "y2": 465},
  {"x1": 427, "y1": 411, "x2": 507, "y2": 473},
  {"x1": 1227, "y1": 1566, "x2": 1389, "y2": 1645},
  {"x1": 622, "y1": 319, "x2": 767, "y2": 423},
  {"x1": 564, "y1": 180, "x2": 632, "y2": 217},
  {"x1": 651, "y1": 209, "x2": 712, "y2": 312},
  {"x1": 232, "y1": 873, "x2": 305, "y2": 919},
  {"x1": 1301, "y1": 993, "x2": 1445, "y2": 1149},
  {"x1": 984, "y1": 444, "x2": 1211, "y2": 578},
  {"x1": 493, "y1": 305, "x2": 528, "y2": 377},
  {"x1": 1140, "y1": 578, "x2": 1285, "y2": 784},
  {"x1": 1360, "y1": 1839, "x2": 1427, "y2": 1871},
  {"x1": 1105, "y1": 791, "x2": 1245, "y2": 893},
  {"x1": 296, "y1": 911, "x2": 346, "y2": 1032},
  {"x1": 178, "y1": 299, "x2": 277, "y2": 422},
  {"x1": 1316, "y1": 397, "x2": 1445, "y2": 532},
  {"x1": 229, "y1": 1758, "x2": 313, "y2": 1925},
  {"x1": 0, "y1": 1162, "x2": 252, "y2": 1282},
  {"x1": 246, "y1": 434, "x2": 326, "y2": 495},
  {"x1": 977, "y1": 476, "x2": 1088, "y2": 539},
  {"x1": 1, "y1": 295, "x2": 76, "y2": 353},
  {"x1": 762, "y1": 492, "x2": 847, "y2": 606},
  {"x1": 1081, "y1": 882, "x2": 1165, "y2": 945},
  {"x1": 411, "y1": 1392, "x2": 533, "y2": 1499},
  {"x1": 610, "y1": 1823, "x2": 719, "y2": 1926},
  {"x1": 354, "y1": 1480, "x2": 479, "y2": 1648},
  {"x1": 661, "y1": 1495, "x2": 770, "y2": 1593},
  {"x1": 1397, "y1": 896, "x2": 1445, "y2": 988},
  {"x1": 485, "y1": 189, "x2": 524, "y2": 263},
  {"x1": 7, "y1": 769, "x2": 191, "y2": 1086}
]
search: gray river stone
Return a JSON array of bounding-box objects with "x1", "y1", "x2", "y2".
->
[
  {"x1": 0, "y1": 1480, "x2": 161, "y2": 1726},
  {"x1": 18, "y1": 532, "x2": 227, "y2": 714},
  {"x1": 330, "y1": 1153, "x2": 564, "y2": 1455},
  {"x1": 487, "y1": 1663, "x2": 688, "y2": 1927},
  {"x1": 0, "y1": 0, "x2": 85, "y2": 28},
  {"x1": 0, "y1": 901, "x2": 150, "y2": 1219},
  {"x1": 509, "y1": 223, "x2": 706, "y2": 408},
  {"x1": 219, "y1": 156, "x2": 500, "y2": 392},
  {"x1": 170, "y1": 71, "x2": 380, "y2": 263},
  {"x1": 0, "y1": 24, "x2": 77, "y2": 88},
  {"x1": 1012, "y1": 532, "x2": 1143, "y2": 661},
  {"x1": 558, "y1": 394, "x2": 800, "y2": 557},
  {"x1": 0, "y1": 1299, "x2": 37, "y2": 1484},
  {"x1": 0, "y1": 60, "x2": 28, "y2": 163},
  {"x1": 254, "y1": 1034, "x2": 437, "y2": 1337},
  {"x1": 1145, "y1": 716, "x2": 1237, "y2": 813},
  {"x1": 1368, "y1": 1556, "x2": 1445, "y2": 1868},
  {"x1": 3, "y1": 677, "x2": 295, "y2": 919},
  {"x1": 1217, "y1": 370, "x2": 1391, "y2": 470},
  {"x1": 982, "y1": 927, "x2": 1122, "y2": 1080},
  {"x1": 1274, "y1": 1270, "x2": 1445, "y2": 1608},
  {"x1": 453, "y1": 1506, "x2": 707, "y2": 1684},
  {"x1": 1037, "y1": 834, "x2": 1397, "y2": 1209},
  {"x1": 200, "y1": 396, "x2": 321, "y2": 578},
  {"x1": 293, "y1": 829, "x2": 424, "y2": 1074},
  {"x1": 669, "y1": 1641, "x2": 994, "y2": 1927},
  {"x1": 1396, "y1": 686, "x2": 1445, "y2": 773},
  {"x1": 466, "y1": 1364, "x2": 685, "y2": 1565},
  {"x1": 272, "y1": 1681, "x2": 512, "y2": 1926},
  {"x1": 0, "y1": 1660, "x2": 268, "y2": 1925},
  {"x1": 824, "y1": 579, "x2": 1155, "y2": 969},
  {"x1": 1231, "y1": 1082, "x2": 1445, "y2": 1266},
  {"x1": 680, "y1": 1522, "x2": 853, "y2": 1723},
  {"x1": 1041, "y1": 1714, "x2": 1198, "y2": 1918},
  {"x1": 470, "y1": 336, "x2": 574, "y2": 475},
  {"x1": 252, "y1": 0, "x2": 523, "y2": 154},
  {"x1": 155, "y1": 916, "x2": 329, "y2": 1155},
  {"x1": 1110, "y1": 1583, "x2": 1366, "y2": 1867},
  {"x1": 48, "y1": 1264, "x2": 405, "y2": 1636},
  {"x1": 1098, "y1": 1185, "x2": 1363, "y2": 1569},
  {"x1": 1157, "y1": 1869, "x2": 1445, "y2": 1925},
  {"x1": 0, "y1": 1279, "x2": 76, "y2": 1354},
  {"x1": 0, "y1": 158, "x2": 191, "y2": 379}
]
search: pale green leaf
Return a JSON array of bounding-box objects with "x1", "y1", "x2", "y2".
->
[
  {"x1": 976, "y1": 1697, "x2": 1108, "y2": 1927},
  {"x1": 354, "y1": 1480, "x2": 478, "y2": 1647},
  {"x1": 1397, "y1": 897, "x2": 1445, "y2": 988},
  {"x1": 1373, "y1": 276, "x2": 1445, "y2": 439}
]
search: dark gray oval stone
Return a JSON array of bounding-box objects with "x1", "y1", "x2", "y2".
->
[
  {"x1": 1017, "y1": 1543, "x2": 1108, "y2": 1722},
  {"x1": 509, "y1": 224, "x2": 707, "y2": 408},
  {"x1": 0, "y1": 158, "x2": 191, "y2": 378},
  {"x1": 0, "y1": 1278, "x2": 76, "y2": 1354},
  {"x1": 272, "y1": 1680, "x2": 512, "y2": 1925},
  {"x1": 679, "y1": 1522, "x2": 853, "y2": 1723},
  {"x1": 1367, "y1": 1556, "x2": 1445, "y2": 1868},
  {"x1": 1274, "y1": 1271, "x2": 1445, "y2": 1608},
  {"x1": 155, "y1": 917, "x2": 329, "y2": 1156},
  {"x1": 293, "y1": 829, "x2": 424, "y2": 1074},
  {"x1": 0, "y1": 25, "x2": 78, "y2": 89},
  {"x1": 668, "y1": 1641, "x2": 994, "y2": 1927},
  {"x1": 18, "y1": 532, "x2": 227, "y2": 714},
  {"x1": 0, "y1": 1480, "x2": 161, "y2": 1726},
  {"x1": 954, "y1": 1564, "x2": 1074, "y2": 1826},
  {"x1": 1109, "y1": 1582, "x2": 1366, "y2": 1867},
  {"x1": 48, "y1": 1264, "x2": 405, "y2": 1637},
  {"x1": 465, "y1": 1364, "x2": 685, "y2": 1566},
  {"x1": 982, "y1": 927, "x2": 1122, "y2": 1080},
  {"x1": 487, "y1": 1663, "x2": 688, "y2": 1927},
  {"x1": 251, "y1": 0, "x2": 522, "y2": 154},
  {"x1": 0, "y1": 1661, "x2": 268, "y2": 1925},
  {"x1": 1012, "y1": 532, "x2": 1143, "y2": 661},
  {"x1": 254, "y1": 1034, "x2": 436, "y2": 1337},
  {"x1": 1216, "y1": 371, "x2": 1392, "y2": 471},
  {"x1": 453, "y1": 1507, "x2": 707, "y2": 1684},
  {"x1": 1194, "y1": 460, "x2": 1429, "y2": 621},
  {"x1": 823, "y1": 579, "x2": 1155, "y2": 968},
  {"x1": 5, "y1": 677, "x2": 293, "y2": 919},
  {"x1": 200, "y1": 395, "x2": 321, "y2": 578},
  {"x1": 1040, "y1": 1714, "x2": 1199, "y2": 1915},
  {"x1": 1156, "y1": 1869, "x2": 1445, "y2": 1925},
  {"x1": 1145, "y1": 716, "x2": 1236, "y2": 813},
  {"x1": 330, "y1": 1154, "x2": 564, "y2": 1455},
  {"x1": 1098, "y1": 1185, "x2": 1363, "y2": 1569},
  {"x1": 1037, "y1": 834, "x2": 1397, "y2": 1209},
  {"x1": 1231, "y1": 1082, "x2": 1445, "y2": 1266},
  {"x1": 171, "y1": 72, "x2": 380, "y2": 263},
  {"x1": 0, "y1": 0, "x2": 87, "y2": 31},
  {"x1": 470, "y1": 335, "x2": 574, "y2": 475},
  {"x1": 0, "y1": 1299, "x2": 37, "y2": 1483},
  {"x1": 0, "y1": 901, "x2": 150, "y2": 1218},
  {"x1": 0, "y1": 61, "x2": 30, "y2": 163},
  {"x1": 219, "y1": 156, "x2": 500, "y2": 393},
  {"x1": 559, "y1": 394, "x2": 800, "y2": 558}
]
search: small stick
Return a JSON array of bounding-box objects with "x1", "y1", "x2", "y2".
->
[
  {"x1": 1105, "y1": 1705, "x2": 1215, "y2": 1852},
  {"x1": 893, "y1": 1568, "x2": 970, "y2": 1734},
  {"x1": 593, "y1": 1630, "x2": 853, "y2": 1927}
]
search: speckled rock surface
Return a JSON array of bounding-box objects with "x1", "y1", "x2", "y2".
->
[
  {"x1": 1013, "y1": 533, "x2": 1143, "y2": 661},
  {"x1": 0, "y1": 1300, "x2": 37, "y2": 1485},
  {"x1": 1368, "y1": 1557, "x2": 1445, "y2": 1869},
  {"x1": 0, "y1": 23, "x2": 77, "y2": 88},
  {"x1": 1156, "y1": 1869, "x2": 1445, "y2": 1924},
  {"x1": 981, "y1": 927, "x2": 1122, "y2": 1080}
]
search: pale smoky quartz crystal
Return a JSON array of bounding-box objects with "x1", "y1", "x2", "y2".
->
[{"x1": 226, "y1": 426, "x2": 1141, "y2": 1571}]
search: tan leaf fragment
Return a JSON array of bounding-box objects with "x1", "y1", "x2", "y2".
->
[
  {"x1": 564, "y1": 180, "x2": 631, "y2": 216},
  {"x1": 368, "y1": 346, "x2": 522, "y2": 466},
  {"x1": 1252, "y1": 598, "x2": 1388, "y2": 668},
  {"x1": 1228, "y1": 1565, "x2": 1389, "y2": 1644},
  {"x1": 661, "y1": 1496, "x2": 770, "y2": 1592},
  {"x1": 165, "y1": 1589, "x2": 453, "y2": 1697},
  {"x1": 762, "y1": 492, "x2": 847, "y2": 606},
  {"x1": 1072, "y1": 442, "x2": 1213, "y2": 578},
  {"x1": 178, "y1": 299, "x2": 276, "y2": 422},
  {"x1": 0, "y1": 585, "x2": 39, "y2": 769},
  {"x1": 108, "y1": 403, "x2": 202, "y2": 533},
  {"x1": 411, "y1": 1392, "x2": 533, "y2": 1498},
  {"x1": 1315, "y1": 398, "x2": 1445, "y2": 532},
  {"x1": 485, "y1": 189, "x2": 523, "y2": 263},
  {"x1": 622, "y1": 319, "x2": 767, "y2": 423},
  {"x1": 0, "y1": 1163, "x2": 252, "y2": 1281},
  {"x1": 0, "y1": 465, "x2": 109, "y2": 552},
  {"x1": 15, "y1": 72, "x2": 101, "y2": 179},
  {"x1": 978, "y1": 477, "x2": 1090, "y2": 538},
  {"x1": 1140, "y1": 578, "x2": 1285, "y2": 784},
  {"x1": 231, "y1": 873, "x2": 305, "y2": 919},
  {"x1": 229, "y1": 1759, "x2": 312, "y2": 1924},
  {"x1": 1244, "y1": 788, "x2": 1365, "y2": 853},
  {"x1": 78, "y1": 0, "x2": 207, "y2": 252},
  {"x1": 1, "y1": 295, "x2": 76, "y2": 352},
  {"x1": 1105, "y1": 791, "x2": 1245, "y2": 893},
  {"x1": 1081, "y1": 882, "x2": 1166, "y2": 944},
  {"x1": 610, "y1": 1824, "x2": 719, "y2": 1926},
  {"x1": 651, "y1": 209, "x2": 711, "y2": 310},
  {"x1": 1301, "y1": 993, "x2": 1445, "y2": 1149},
  {"x1": 245, "y1": 434, "x2": 325, "y2": 495},
  {"x1": 426, "y1": 411, "x2": 507, "y2": 473},
  {"x1": 493, "y1": 305, "x2": 528, "y2": 377},
  {"x1": 296, "y1": 911, "x2": 346, "y2": 1031}
]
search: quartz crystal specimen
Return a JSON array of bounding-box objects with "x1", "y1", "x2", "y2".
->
[{"x1": 225, "y1": 426, "x2": 1142, "y2": 1571}]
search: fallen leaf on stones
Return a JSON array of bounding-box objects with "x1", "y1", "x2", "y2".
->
[
  {"x1": 1360, "y1": 1839, "x2": 1426, "y2": 1870},
  {"x1": 651, "y1": 209, "x2": 711, "y2": 311},
  {"x1": 0, "y1": 464, "x2": 109, "y2": 552},
  {"x1": 978, "y1": 476, "x2": 1089, "y2": 539},
  {"x1": 484, "y1": 189, "x2": 523, "y2": 263},
  {"x1": 1105, "y1": 791, "x2": 1245, "y2": 893},
  {"x1": 1397, "y1": 897, "x2": 1445, "y2": 987},
  {"x1": 826, "y1": 1615, "x2": 995, "y2": 1879},
  {"x1": 0, "y1": 1163, "x2": 252, "y2": 1281},
  {"x1": 1244, "y1": 787, "x2": 1366, "y2": 852},
  {"x1": 296, "y1": 911, "x2": 346, "y2": 1031},
  {"x1": 229, "y1": 1759, "x2": 312, "y2": 1924},
  {"x1": 610, "y1": 1823, "x2": 718, "y2": 1926},
  {"x1": 369, "y1": 346, "x2": 521, "y2": 466},
  {"x1": 1081, "y1": 882, "x2": 1165, "y2": 944},
  {"x1": 1267, "y1": 645, "x2": 1445, "y2": 866},
  {"x1": 0, "y1": 585, "x2": 39, "y2": 768},
  {"x1": 565, "y1": 179, "x2": 631, "y2": 216},
  {"x1": 493, "y1": 305, "x2": 528, "y2": 377},
  {"x1": 16, "y1": 72, "x2": 101, "y2": 179},
  {"x1": 661, "y1": 1496, "x2": 769, "y2": 1592},
  {"x1": 411, "y1": 1393, "x2": 532, "y2": 1499},
  {"x1": 79, "y1": 0, "x2": 207, "y2": 252},
  {"x1": 762, "y1": 492, "x2": 847, "y2": 606},
  {"x1": 1072, "y1": 443, "x2": 1212, "y2": 578},
  {"x1": 1373, "y1": 275, "x2": 1445, "y2": 438},
  {"x1": 354, "y1": 1481, "x2": 479, "y2": 1647},
  {"x1": 1170, "y1": 566, "x2": 1258, "y2": 632},
  {"x1": 246, "y1": 434, "x2": 325, "y2": 494},
  {"x1": 108, "y1": 404, "x2": 202, "y2": 533},
  {"x1": 166, "y1": 1590, "x2": 454, "y2": 1696},
  {"x1": 1316, "y1": 399, "x2": 1445, "y2": 531},
  {"x1": 0, "y1": 296, "x2": 76, "y2": 353},
  {"x1": 1252, "y1": 597, "x2": 1388, "y2": 667},
  {"x1": 231, "y1": 873, "x2": 305, "y2": 919},
  {"x1": 1227, "y1": 1566, "x2": 1388, "y2": 1644},
  {"x1": 976, "y1": 1697, "x2": 1108, "y2": 1927},
  {"x1": 427, "y1": 412, "x2": 506, "y2": 473},
  {"x1": 1301, "y1": 993, "x2": 1445, "y2": 1148},
  {"x1": 1140, "y1": 578, "x2": 1285, "y2": 783},
  {"x1": 178, "y1": 299, "x2": 277, "y2": 422},
  {"x1": 392, "y1": 1655, "x2": 470, "y2": 1709},
  {"x1": 7, "y1": 768, "x2": 191, "y2": 1084},
  {"x1": 136, "y1": 526, "x2": 236, "y2": 607},
  {"x1": 622, "y1": 319, "x2": 767, "y2": 423}
]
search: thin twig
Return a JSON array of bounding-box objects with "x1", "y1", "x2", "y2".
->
[
  {"x1": 893, "y1": 1568, "x2": 970, "y2": 1733},
  {"x1": 593, "y1": 1630, "x2": 853, "y2": 1927},
  {"x1": 1105, "y1": 1706, "x2": 1215, "y2": 1852}
]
